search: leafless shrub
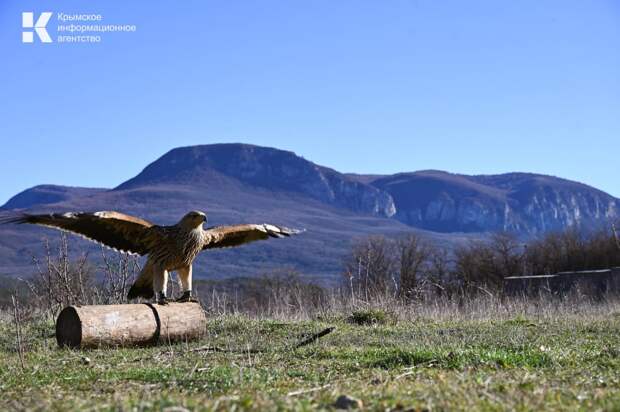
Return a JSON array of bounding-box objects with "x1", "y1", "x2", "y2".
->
[
  {"x1": 396, "y1": 234, "x2": 431, "y2": 300},
  {"x1": 23, "y1": 234, "x2": 95, "y2": 317},
  {"x1": 453, "y1": 232, "x2": 524, "y2": 295},
  {"x1": 342, "y1": 234, "x2": 451, "y2": 303},
  {"x1": 11, "y1": 295, "x2": 25, "y2": 369},
  {"x1": 91, "y1": 249, "x2": 141, "y2": 305},
  {"x1": 426, "y1": 247, "x2": 452, "y2": 296},
  {"x1": 198, "y1": 270, "x2": 330, "y2": 319},
  {"x1": 342, "y1": 223, "x2": 620, "y2": 304},
  {"x1": 526, "y1": 226, "x2": 620, "y2": 276},
  {"x1": 22, "y1": 234, "x2": 140, "y2": 316},
  {"x1": 343, "y1": 236, "x2": 395, "y2": 301}
]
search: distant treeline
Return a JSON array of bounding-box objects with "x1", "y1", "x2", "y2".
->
[
  {"x1": 343, "y1": 223, "x2": 620, "y2": 300},
  {"x1": 1, "y1": 222, "x2": 619, "y2": 315}
]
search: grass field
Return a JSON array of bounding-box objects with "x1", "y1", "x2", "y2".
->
[{"x1": 2, "y1": 300, "x2": 620, "y2": 411}]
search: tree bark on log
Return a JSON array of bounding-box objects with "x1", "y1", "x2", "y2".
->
[{"x1": 56, "y1": 302, "x2": 207, "y2": 349}]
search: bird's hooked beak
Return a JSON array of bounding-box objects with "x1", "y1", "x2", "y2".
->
[{"x1": 202, "y1": 215, "x2": 207, "y2": 222}]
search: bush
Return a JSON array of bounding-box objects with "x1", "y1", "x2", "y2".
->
[
  {"x1": 20, "y1": 233, "x2": 141, "y2": 317},
  {"x1": 348, "y1": 308, "x2": 395, "y2": 326}
]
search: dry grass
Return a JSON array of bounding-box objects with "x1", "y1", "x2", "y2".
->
[{"x1": 2, "y1": 295, "x2": 620, "y2": 411}]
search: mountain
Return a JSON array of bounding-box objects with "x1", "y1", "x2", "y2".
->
[
  {"x1": 369, "y1": 171, "x2": 619, "y2": 234},
  {"x1": 0, "y1": 185, "x2": 104, "y2": 210},
  {"x1": 116, "y1": 144, "x2": 396, "y2": 217},
  {"x1": 0, "y1": 145, "x2": 461, "y2": 282},
  {"x1": 0, "y1": 143, "x2": 617, "y2": 282}
]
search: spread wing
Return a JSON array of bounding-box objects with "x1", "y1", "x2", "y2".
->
[
  {"x1": 0, "y1": 211, "x2": 160, "y2": 255},
  {"x1": 203, "y1": 224, "x2": 303, "y2": 249}
]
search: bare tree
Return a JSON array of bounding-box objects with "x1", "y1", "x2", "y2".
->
[
  {"x1": 396, "y1": 234, "x2": 431, "y2": 300},
  {"x1": 92, "y1": 249, "x2": 141, "y2": 305},
  {"x1": 454, "y1": 241, "x2": 496, "y2": 290},
  {"x1": 344, "y1": 236, "x2": 395, "y2": 301},
  {"x1": 25, "y1": 234, "x2": 95, "y2": 317},
  {"x1": 427, "y1": 246, "x2": 452, "y2": 296},
  {"x1": 23, "y1": 234, "x2": 142, "y2": 315},
  {"x1": 490, "y1": 232, "x2": 523, "y2": 278}
]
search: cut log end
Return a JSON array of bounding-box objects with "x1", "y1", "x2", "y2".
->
[
  {"x1": 56, "y1": 306, "x2": 83, "y2": 348},
  {"x1": 56, "y1": 302, "x2": 207, "y2": 349}
]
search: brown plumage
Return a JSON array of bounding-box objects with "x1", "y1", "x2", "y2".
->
[{"x1": 1, "y1": 210, "x2": 302, "y2": 303}]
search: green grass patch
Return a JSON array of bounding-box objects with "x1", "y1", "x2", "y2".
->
[{"x1": 1, "y1": 312, "x2": 620, "y2": 411}]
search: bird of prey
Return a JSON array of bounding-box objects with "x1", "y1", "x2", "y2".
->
[{"x1": 2, "y1": 210, "x2": 302, "y2": 304}]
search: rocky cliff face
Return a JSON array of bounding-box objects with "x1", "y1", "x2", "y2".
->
[
  {"x1": 477, "y1": 173, "x2": 619, "y2": 233},
  {"x1": 371, "y1": 171, "x2": 619, "y2": 234},
  {"x1": 116, "y1": 144, "x2": 397, "y2": 217}
]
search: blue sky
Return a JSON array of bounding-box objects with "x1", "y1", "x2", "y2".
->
[{"x1": 1, "y1": 0, "x2": 618, "y2": 205}]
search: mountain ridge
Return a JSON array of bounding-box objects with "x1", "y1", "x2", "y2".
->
[
  {"x1": 3, "y1": 144, "x2": 618, "y2": 235},
  {"x1": 0, "y1": 143, "x2": 617, "y2": 281}
]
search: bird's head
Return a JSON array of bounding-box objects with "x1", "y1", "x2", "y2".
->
[{"x1": 179, "y1": 210, "x2": 207, "y2": 229}]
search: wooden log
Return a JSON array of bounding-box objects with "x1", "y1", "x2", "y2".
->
[{"x1": 56, "y1": 302, "x2": 207, "y2": 349}]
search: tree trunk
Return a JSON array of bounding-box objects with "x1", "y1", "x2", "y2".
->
[{"x1": 56, "y1": 302, "x2": 207, "y2": 348}]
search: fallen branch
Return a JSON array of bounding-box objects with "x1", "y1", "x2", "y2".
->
[
  {"x1": 188, "y1": 326, "x2": 336, "y2": 354},
  {"x1": 294, "y1": 327, "x2": 336, "y2": 348},
  {"x1": 189, "y1": 345, "x2": 228, "y2": 353}
]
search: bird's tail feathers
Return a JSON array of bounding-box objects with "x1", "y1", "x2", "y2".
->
[{"x1": 127, "y1": 264, "x2": 155, "y2": 300}]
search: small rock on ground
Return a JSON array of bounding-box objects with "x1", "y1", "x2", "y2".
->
[{"x1": 334, "y1": 395, "x2": 363, "y2": 409}]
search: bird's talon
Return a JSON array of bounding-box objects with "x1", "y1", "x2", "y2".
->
[
  {"x1": 175, "y1": 291, "x2": 197, "y2": 303},
  {"x1": 156, "y1": 293, "x2": 169, "y2": 305}
]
